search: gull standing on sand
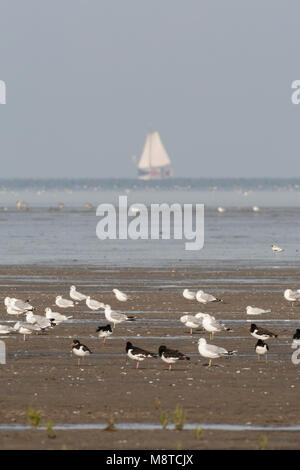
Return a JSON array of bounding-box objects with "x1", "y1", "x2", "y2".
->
[
  {"x1": 196, "y1": 290, "x2": 222, "y2": 304},
  {"x1": 55, "y1": 296, "x2": 74, "y2": 310},
  {"x1": 104, "y1": 304, "x2": 136, "y2": 329},
  {"x1": 0, "y1": 324, "x2": 14, "y2": 335},
  {"x1": 255, "y1": 340, "x2": 269, "y2": 362},
  {"x1": 113, "y1": 289, "x2": 129, "y2": 302},
  {"x1": 284, "y1": 289, "x2": 300, "y2": 307},
  {"x1": 246, "y1": 306, "x2": 271, "y2": 315},
  {"x1": 26, "y1": 312, "x2": 55, "y2": 330},
  {"x1": 195, "y1": 312, "x2": 210, "y2": 321},
  {"x1": 5, "y1": 297, "x2": 33, "y2": 313},
  {"x1": 271, "y1": 244, "x2": 283, "y2": 253},
  {"x1": 197, "y1": 338, "x2": 236, "y2": 368},
  {"x1": 45, "y1": 308, "x2": 72, "y2": 324},
  {"x1": 183, "y1": 289, "x2": 196, "y2": 301},
  {"x1": 70, "y1": 285, "x2": 87, "y2": 302},
  {"x1": 13, "y1": 321, "x2": 41, "y2": 341},
  {"x1": 86, "y1": 296, "x2": 105, "y2": 311},
  {"x1": 126, "y1": 342, "x2": 157, "y2": 369},
  {"x1": 6, "y1": 304, "x2": 25, "y2": 316},
  {"x1": 71, "y1": 339, "x2": 92, "y2": 366},
  {"x1": 180, "y1": 314, "x2": 203, "y2": 334},
  {"x1": 158, "y1": 345, "x2": 190, "y2": 371},
  {"x1": 202, "y1": 314, "x2": 232, "y2": 340},
  {"x1": 10, "y1": 298, "x2": 34, "y2": 312},
  {"x1": 96, "y1": 325, "x2": 113, "y2": 344}
]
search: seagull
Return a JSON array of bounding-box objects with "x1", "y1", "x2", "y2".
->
[
  {"x1": 70, "y1": 285, "x2": 87, "y2": 302},
  {"x1": 246, "y1": 306, "x2": 271, "y2": 315},
  {"x1": 104, "y1": 304, "x2": 136, "y2": 329},
  {"x1": 183, "y1": 289, "x2": 196, "y2": 301},
  {"x1": 5, "y1": 297, "x2": 33, "y2": 313},
  {"x1": 113, "y1": 289, "x2": 129, "y2": 302},
  {"x1": 86, "y1": 296, "x2": 105, "y2": 311},
  {"x1": 6, "y1": 304, "x2": 24, "y2": 316},
  {"x1": 196, "y1": 290, "x2": 222, "y2": 304},
  {"x1": 13, "y1": 321, "x2": 41, "y2": 341},
  {"x1": 217, "y1": 207, "x2": 226, "y2": 213},
  {"x1": 10, "y1": 298, "x2": 34, "y2": 312},
  {"x1": 158, "y1": 345, "x2": 190, "y2": 371},
  {"x1": 71, "y1": 339, "x2": 92, "y2": 366},
  {"x1": 55, "y1": 296, "x2": 74, "y2": 310},
  {"x1": 0, "y1": 324, "x2": 14, "y2": 335},
  {"x1": 180, "y1": 314, "x2": 203, "y2": 334},
  {"x1": 252, "y1": 206, "x2": 260, "y2": 212},
  {"x1": 194, "y1": 312, "x2": 208, "y2": 321},
  {"x1": 202, "y1": 314, "x2": 232, "y2": 340},
  {"x1": 248, "y1": 323, "x2": 278, "y2": 340},
  {"x1": 96, "y1": 324, "x2": 113, "y2": 344},
  {"x1": 271, "y1": 244, "x2": 283, "y2": 253},
  {"x1": 26, "y1": 312, "x2": 55, "y2": 329},
  {"x1": 197, "y1": 338, "x2": 236, "y2": 367},
  {"x1": 292, "y1": 329, "x2": 300, "y2": 348},
  {"x1": 12, "y1": 298, "x2": 34, "y2": 312},
  {"x1": 255, "y1": 339, "x2": 269, "y2": 362},
  {"x1": 284, "y1": 289, "x2": 300, "y2": 307},
  {"x1": 126, "y1": 342, "x2": 157, "y2": 369},
  {"x1": 45, "y1": 308, "x2": 72, "y2": 324}
]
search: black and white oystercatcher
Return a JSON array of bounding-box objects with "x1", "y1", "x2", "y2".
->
[
  {"x1": 158, "y1": 345, "x2": 190, "y2": 371},
  {"x1": 292, "y1": 329, "x2": 300, "y2": 347},
  {"x1": 96, "y1": 324, "x2": 113, "y2": 344},
  {"x1": 126, "y1": 342, "x2": 157, "y2": 369},
  {"x1": 72, "y1": 339, "x2": 92, "y2": 366},
  {"x1": 255, "y1": 339, "x2": 269, "y2": 362},
  {"x1": 248, "y1": 324, "x2": 278, "y2": 340}
]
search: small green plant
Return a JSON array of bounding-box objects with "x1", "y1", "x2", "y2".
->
[
  {"x1": 174, "y1": 404, "x2": 186, "y2": 431},
  {"x1": 160, "y1": 411, "x2": 168, "y2": 429},
  {"x1": 257, "y1": 434, "x2": 268, "y2": 450},
  {"x1": 28, "y1": 406, "x2": 41, "y2": 428},
  {"x1": 154, "y1": 397, "x2": 161, "y2": 410},
  {"x1": 194, "y1": 426, "x2": 203, "y2": 440},
  {"x1": 103, "y1": 417, "x2": 117, "y2": 432},
  {"x1": 46, "y1": 421, "x2": 56, "y2": 439}
]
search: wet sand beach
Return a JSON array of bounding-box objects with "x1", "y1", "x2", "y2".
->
[{"x1": 0, "y1": 264, "x2": 300, "y2": 450}]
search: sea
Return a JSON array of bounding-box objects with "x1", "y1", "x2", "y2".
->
[{"x1": 0, "y1": 178, "x2": 299, "y2": 268}]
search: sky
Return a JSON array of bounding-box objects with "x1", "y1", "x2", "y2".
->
[{"x1": 0, "y1": 0, "x2": 300, "y2": 178}]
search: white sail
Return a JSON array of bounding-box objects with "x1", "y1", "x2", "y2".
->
[
  {"x1": 138, "y1": 132, "x2": 171, "y2": 169},
  {"x1": 138, "y1": 134, "x2": 152, "y2": 169}
]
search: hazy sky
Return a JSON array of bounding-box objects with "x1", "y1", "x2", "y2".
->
[{"x1": 0, "y1": 0, "x2": 299, "y2": 178}]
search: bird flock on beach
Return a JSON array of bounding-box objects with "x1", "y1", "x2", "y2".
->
[{"x1": 1, "y1": 283, "x2": 300, "y2": 370}]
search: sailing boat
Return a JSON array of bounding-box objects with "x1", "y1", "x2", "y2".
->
[{"x1": 135, "y1": 131, "x2": 174, "y2": 180}]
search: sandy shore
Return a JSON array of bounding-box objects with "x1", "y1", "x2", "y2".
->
[{"x1": 0, "y1": 264, "x2": 300, "y2": 450}]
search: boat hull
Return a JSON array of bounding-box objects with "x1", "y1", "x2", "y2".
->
[{"x1": 138, "y1": 167, "x2": 173, "y2": 180}]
